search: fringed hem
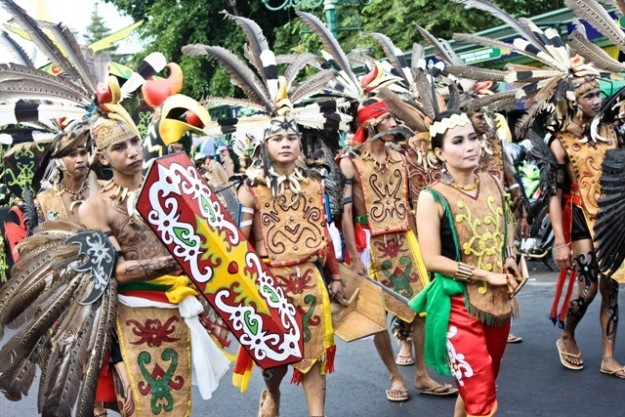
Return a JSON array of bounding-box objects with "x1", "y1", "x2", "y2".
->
[
  {"x1": 291, "y1": 369, "x2": 304, "y2": 385},
  {"x1": 323, "y1": 344, "x2": 336, "y2": 374},
  {"x1": 291, "y1": 344, "x2": 336, "y2": 385},
  {"x1": 465, "y1": 300, "x2": 511, "y2": 327}
]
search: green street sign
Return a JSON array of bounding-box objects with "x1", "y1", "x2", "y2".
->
[{"x1": 459, "y1": 47, "x2": 502, "y2": 64}]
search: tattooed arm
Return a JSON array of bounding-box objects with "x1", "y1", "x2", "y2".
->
[{"x1": 114, "y1": 255, "x2": 180, "y2": 284}]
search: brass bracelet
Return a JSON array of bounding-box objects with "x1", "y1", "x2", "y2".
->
[
  {"x1": 455, "y1": 262, "x2": 474, "y2": 283},
  {"x1": 505, "y1": 245, "x2": 517, "y2": 260}
]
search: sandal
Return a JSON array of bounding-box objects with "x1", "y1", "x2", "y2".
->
[
  {"x1": 386, "y1": 388, "x2": 410, "y2": 402},
  {"x1": 418, "y1": 383, "x2": 457, "y2": 396},
  {"x1": 556, "y1": 338, "x2": 584, "y2": 370},
  {"x1": 395, "y1": 353, "x2": 415, "y2": 366}
]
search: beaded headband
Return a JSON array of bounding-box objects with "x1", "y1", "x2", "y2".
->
[
  {"x1": 91, "y1": 117, "x2": 138, "y2": 151},
  {"x1": 573, "y1": 76, "x2": 600, "y2": 99},
  {"x1": 263, "y1": 116, "x2": 300, "y2": 140},
  {"x1": 429, "y1": 113, "x2": 471, "y2": 138}
]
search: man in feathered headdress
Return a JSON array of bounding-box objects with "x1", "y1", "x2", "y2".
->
[
  {"x1": 548, "y1": 75, "x2": 625, "y2": 377},
  {"x1": 80, "y1": 116, "x2": 229, "y2": 417},
  {"x1": 35, "y1": 125, "x2": 97, "y2": 224},
  {"x1": 340, "y1": 98, "x2": 457, "y2": 401},
  {"x1": 237, "y1": 112, "x2": 344, "y2": 417}
]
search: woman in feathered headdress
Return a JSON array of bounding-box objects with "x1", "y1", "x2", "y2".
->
[
  {"x1": 409, "y1": 107, "x2": 525, "y2": 417},
  {"x1": 452, "y1": 0, "x2": 625, "y2": 378}
]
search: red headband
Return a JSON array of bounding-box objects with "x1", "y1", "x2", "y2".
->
[{"x1": 353, "y1": 101, "x2": 390, "y2": 144}]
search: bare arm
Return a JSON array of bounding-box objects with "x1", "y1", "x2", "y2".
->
[
  {"x1": 78, "y1": 196, "x2": 180, "y2": 284},
  {"x1": 237, "y1": 184, "x2": 255, "y2": 240},
  {"x1": 548, "y1": 139, "x2": 572, "y2": 270},
  {"x1": 339, "y1": 157, "x2": 366, "y2": 276},
  {"x1": 417, "y1": 191, "x2": 507, "y2": 286}
]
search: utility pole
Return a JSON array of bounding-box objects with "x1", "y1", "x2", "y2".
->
[{"x1": 261, "y1": 0, "x2": 372, "y2": 38}]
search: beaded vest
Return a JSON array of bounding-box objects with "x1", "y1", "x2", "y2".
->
[
  {"x1": 252, "y1": 177, "x2": 328, "y2": 267},
  {"x1": 351, "y1": 148, "x2": 411, "y2": 236},
  {"x1": 430, "y1": 173, "x2": 511, "y2": 324}
]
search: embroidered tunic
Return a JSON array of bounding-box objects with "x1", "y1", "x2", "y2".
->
[
  {"x1": 252, "y1": 178, "x2": 335, "y2": 377},
  {"x1": 429, "y1": 173, "x2": 511, "y2": 323},
  {"x1": 350, "y1": 149, "x2": 429, "y2": 322},
  {"x1": 556, "y1": 127, "x2": 617, "y2": 227},
  {"x1": 410, "y1": 173, "x2": 512, "y2": 417}
]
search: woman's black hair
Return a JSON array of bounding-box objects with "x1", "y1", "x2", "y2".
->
[{"x1": 430, "y1": 110, "x2": 466, "y2": 151}]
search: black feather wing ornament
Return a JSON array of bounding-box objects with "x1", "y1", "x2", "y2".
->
[
  {"x1": 0, "y1": 223, "x2": 117, "y2": 417},
  {"x1": 595, "y1": 148, "x2": 625, "y2": 276},
  {"x1": 527, "y1": 129, "x2": 558, "y2": 221}
]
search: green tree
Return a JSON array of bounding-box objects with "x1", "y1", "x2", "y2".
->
[
  {"x1": 104, "y1": 0, "x2": 565, "y2": 99},
  {"x1": 84, "y1": 2, "x2": 116, "y2": 51}
]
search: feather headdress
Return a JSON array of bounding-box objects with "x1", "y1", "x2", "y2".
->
[
  {"x1": 0, "y1": 0, "x2": 157, "y2": 139},
  {"x1": 296, "y1": 10, "x2": 402, "y2": 104},
  {"x1": 182, "y1": 11, "x2": 352, "y2": 143},
  {"x1": 451, "y1": 0, "x2": 607, "y2": 137},
  {"x1": 182, "y1": 11, "x2": 353, "y2": 197}
]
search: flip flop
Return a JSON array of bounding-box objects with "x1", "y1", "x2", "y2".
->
[
  {"x1": 556, "y1": 338, "x2": 584, "y2": 371},
  {"x1": 418, "y1": 384, "x2": 458, "y2": 396},
  {"x1": 386, "y1": 389, "x2": 410, "y2": 402},
  {"x1": 507, "y1": 334, "x2": 523, "y2": 343},
  {"x1": 600, "y1": 367, "x2": 625, "y2": 379},
  {"x1": 395, "y1": 353, "x2": 415, "y2": 366}
]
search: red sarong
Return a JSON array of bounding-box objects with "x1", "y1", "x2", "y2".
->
[{"x1": 448, "y1": 296, "x2": 510, "y2": 417}]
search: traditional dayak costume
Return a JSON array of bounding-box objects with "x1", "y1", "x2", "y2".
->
[
  {"x1": 408, "y1": 107, "x2": 512, "y2": 417},
  {"x1": 90, "y1": 97, "x2": 230, "y2": 416},
  {"x1": 249, "y1": 157, "x2": 337, "y2": 383},
  {"x1": 181, "y1": 11, "x2": 352, "y2": 392},
  {"x1": 347, "y1": 100, "x2": 429, "y2": 321}
]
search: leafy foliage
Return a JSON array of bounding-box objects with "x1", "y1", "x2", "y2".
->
[{"x1": 104, "y1": 0, "x2": 564, "y2": 98}]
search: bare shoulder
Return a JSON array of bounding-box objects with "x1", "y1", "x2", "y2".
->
[
  {"x1": 237, "y1": 183, "x2": 256, "y2": 209},
  {"x1": 339, "y1": 155, "x2": 355, "y2": 178},
  {"x1": 417, "y1": 188, "x2": 444, "y2": 218},
  {"x1": 79, "y1": 193, "x2": 109, "y2": 229},
  {"x1": 550, "y1": 135, "x2": 567, "y2": 163}
]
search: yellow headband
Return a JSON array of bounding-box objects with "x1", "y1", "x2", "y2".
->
[
  {"x1": 91, "y1": 117, "x2": 138, "y2": 151},
  {"x1": 573, "y1": 76, "x2": 600, "y2": 99},
  {"x1": 429, "y1": 113, "x2": 471, "y2": 137}
]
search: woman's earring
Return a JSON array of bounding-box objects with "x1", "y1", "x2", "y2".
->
[{"x1": 440, "y1": 160, "x2": 447, "y2": 173}]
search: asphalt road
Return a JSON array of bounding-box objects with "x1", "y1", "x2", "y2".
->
[{"x1": 2, "y1": 259, "x2": 624, "y2": 417}]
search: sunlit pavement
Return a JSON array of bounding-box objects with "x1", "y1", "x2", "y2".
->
[{"x1": 1, "y1": 259, "x2": 623, "y2": 416}]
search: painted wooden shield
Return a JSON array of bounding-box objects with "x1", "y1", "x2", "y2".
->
[{"x1": 136, "y1": 153, "x2": 303, "y2": 369}]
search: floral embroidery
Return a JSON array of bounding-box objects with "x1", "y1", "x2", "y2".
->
[
  {"x1": 455, "y1": 196, "x2": 504, "y2": 272},
  {"x1": 454, "y1": 195, "x2": 504, "y2": 295},
  {"x1": 447, "y1": 326, "x2": 473, "y2": 387}
]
